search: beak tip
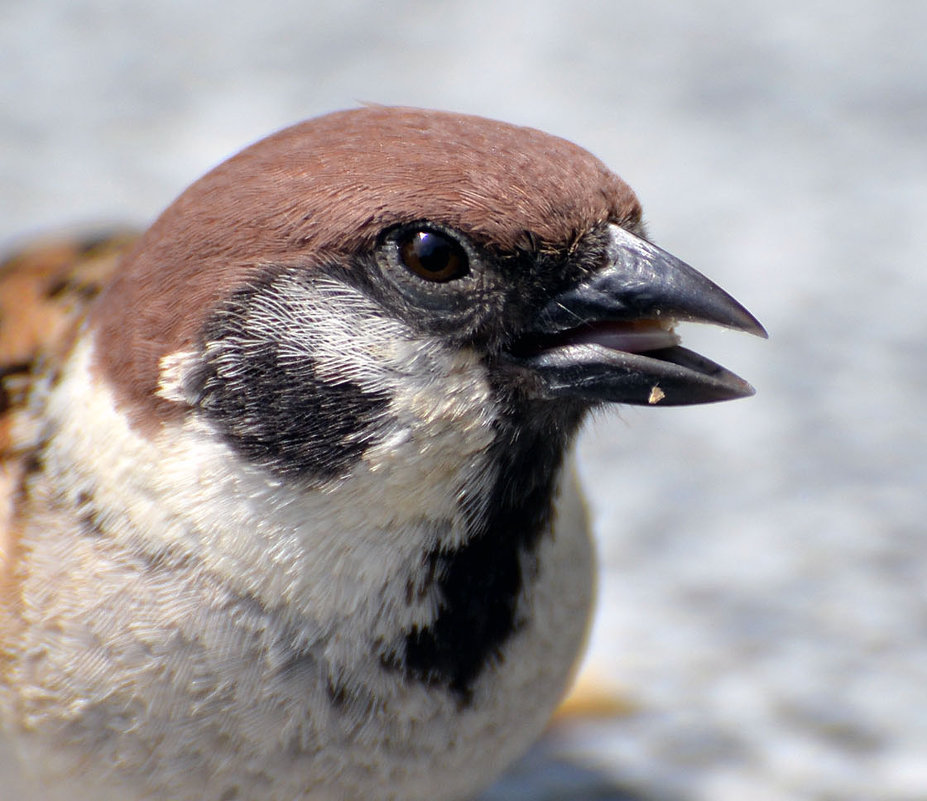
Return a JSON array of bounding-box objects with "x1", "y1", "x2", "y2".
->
[{"x1": 734, "y1": 311, "x2": 769, "y2": 340}]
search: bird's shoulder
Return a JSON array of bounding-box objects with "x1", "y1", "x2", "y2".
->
[{"x1": 0, "y1": 230, "x2": 139, "y2": 563}]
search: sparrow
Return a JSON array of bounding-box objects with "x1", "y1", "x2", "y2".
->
[{"x1": 0, "y1": 106, "x2": 765, "y2": 801}]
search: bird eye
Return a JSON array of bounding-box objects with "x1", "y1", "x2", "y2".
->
[{"x1": 397, "y1": 229, "x2": 469, "y2": 282}]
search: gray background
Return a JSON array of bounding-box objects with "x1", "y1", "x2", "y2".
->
[{"x1": 2, "y1": 2, "x2": 924, "y2": 799}]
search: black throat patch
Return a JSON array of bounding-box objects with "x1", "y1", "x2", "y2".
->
[{"x1": 391, "y1": 408, "x2": 580, "y2": 703}]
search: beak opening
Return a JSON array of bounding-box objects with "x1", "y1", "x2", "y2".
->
[{"x1": 508, "y1": 225, "x2": 766, "y2": 407}]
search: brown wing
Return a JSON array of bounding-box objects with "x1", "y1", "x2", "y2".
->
[
  {"x1": 0, "y1": 230, "x2": 139, "y2": 560},
  {"x1": 0, "y1": 230, "x2": 139, "y2": 449}
]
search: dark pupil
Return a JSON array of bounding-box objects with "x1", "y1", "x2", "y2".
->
[{"x1": 409, "y1": 232, "x2": 452, "y2": 273}]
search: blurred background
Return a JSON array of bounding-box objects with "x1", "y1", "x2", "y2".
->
[{"x1": 1, "y1": 1, "x2": 924, "y2": 799}]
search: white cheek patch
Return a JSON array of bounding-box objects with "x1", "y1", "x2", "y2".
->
[
  {"x1": 160, "y1": 274, "x2": 502, "y2": 534},
  {"x1": 230, "y1": 274, "x2": 411, "y2": 397}
]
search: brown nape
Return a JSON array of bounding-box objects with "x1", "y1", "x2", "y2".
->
[{"x1": 90, "y1": 106, "x2": 643, "y2": 431}]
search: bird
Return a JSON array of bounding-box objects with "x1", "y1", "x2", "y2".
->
[{"x1": 0, "y1": 106, "x2": 765, "y2": 801}]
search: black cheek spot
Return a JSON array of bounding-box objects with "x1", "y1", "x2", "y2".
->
[
  {"x1": 193, "y1": 273, "x2": 391, "y2": 481},
  {"x1": 202, "y1": 346, "x2": 388, "y2": 479}
]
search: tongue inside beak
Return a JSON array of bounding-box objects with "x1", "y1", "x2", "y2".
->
[{"x1": 543, "y1": 319, "x2": 682, "y2": 354}]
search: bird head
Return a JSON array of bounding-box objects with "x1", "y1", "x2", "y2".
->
[{"x1": 88, "y1": 106, "x2": 764, "y2": 484}]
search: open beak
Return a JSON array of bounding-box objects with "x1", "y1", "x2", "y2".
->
[{"x1": 510, "y1": 224, "x2": 767, "y2": 406}]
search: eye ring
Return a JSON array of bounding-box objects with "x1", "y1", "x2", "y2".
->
[{"x1": 396, "y1": 228, "x2": 469, "y2": 283}]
